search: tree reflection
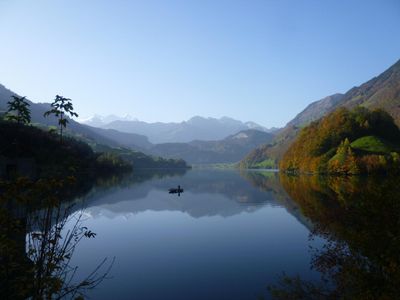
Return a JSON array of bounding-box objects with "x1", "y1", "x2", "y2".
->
[
  {"x1": 269, "y1": 174, "x2": 400, "y2": 299},
  {"x1": 0, "y1": 177, "x2": 113, "y2": 299}
]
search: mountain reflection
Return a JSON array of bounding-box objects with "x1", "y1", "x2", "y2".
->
[
  {"x1": 77, "y1": 169, "x2": 283, "y2": 218},
  {"x1": 268, "y1": 174, "x2": 400, "y2": 299}
]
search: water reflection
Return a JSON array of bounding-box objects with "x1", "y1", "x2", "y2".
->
[
  {"x1": 5, "y1": 169, "x2": 384, "y2": 299},
  {"x1": 69, "y1": 169, "x2": 319, "y2": 300},
  {"x1": 79, "y1": 169, "x2": 282, "y2": 218},
  {"x1": 241, "y1": 171, "x2": 314, "y2": 230},
  {"x1": 268, "y1": 174, "x2": 400, "y2": 299}
]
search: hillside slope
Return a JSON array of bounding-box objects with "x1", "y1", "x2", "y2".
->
[
  {"x1": 287, "y1": 93, "x2": 344, "y2": 127},
  {"x1": 0, "y1": 120, "x2": 132, "y2": 179},
  {"x1": 0, "y1": 84, "x2": 152, "y2": 151},
  {"x1": 241, "y1": 58, "x2": 400, "y2": 169},
  {"x1": 339, "y1": 59, "x2": 400, "y2": 126}
]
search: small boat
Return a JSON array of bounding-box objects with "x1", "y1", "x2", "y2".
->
[{"x1": 169, "y1": 185, "x2": 184, "y2": 195}]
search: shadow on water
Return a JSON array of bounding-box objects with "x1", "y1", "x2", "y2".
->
[{"x1": 265, "y1": 174, "x2": 400, "y2": 300}]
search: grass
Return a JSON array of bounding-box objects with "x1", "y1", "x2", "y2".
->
[
  {"x1": 350, "y1": 135, "x2": 396, "y2": 154},
  {"x1": 329, "y1": 151, "x2": 347, "y2": 164},
  {"x1": 252, "y1": 158, "x2": 276, "y2": 169},
  {"x1": 192, "y1": 163, "x2": 237, "y2": 169}
]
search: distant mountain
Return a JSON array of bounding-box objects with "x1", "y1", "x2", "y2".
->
[
  {"x1": 0, "y1": 84, "x2": 277, "y2": 165},
  {"x1": 245, "y1": 121, "x2": 279, "y2": 133},
  {"x1": 78, "y1": 114, "x2": 136, "y2": 127},
  {"x1": 241, "y1": 58, "x2": 400, "y2": 168},
  {"x1": 82, "y1": 115, "x2": 273, "y2": 143},
  {"x1": 149, "y1": 129, "x2": 274, "y2": 164},
  {"x1": 239, "y1": 125, "x2": 299, "y2": 169}
]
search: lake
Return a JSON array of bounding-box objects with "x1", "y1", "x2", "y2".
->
[
  {"x1": 67, "y1": 169, "x2": 323, "y2": 300},
  {"x1": 4, "y1": 169, "x2": 398, "y2": 299}
]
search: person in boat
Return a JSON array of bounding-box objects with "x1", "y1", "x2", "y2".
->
[{"x1": 169, "y1": 185, "x2": 184, "y2": 194}]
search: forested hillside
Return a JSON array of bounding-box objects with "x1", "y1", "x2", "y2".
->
[
  {"x1": 241, "y1": 58, "x2": 400, "y2": 169},
  {"x1": 280, "y1": 107, "x2": 400, "y2": 174},
  {"x1": 0, "y1": 120, "x2": 188, "y2": 179},
  {"x1": 0, "y1": 120, "x2": 131, "y2": 179}
]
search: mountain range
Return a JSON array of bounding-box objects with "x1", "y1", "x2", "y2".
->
[
  {"x1": 0, "y1": 84, "x2": 274, "y2": 165},
  {"x1": 0, "y1": 84, "x2": 153, "y2": 150},
  {"x1": 78, "y1": 114, "x2": 137, "y2": 128},
  {"x1": 241, "y1": 58, "x2": 400, "y2": 168},
  {"x1": 4, "y1": 57, "x2": 398, "y2": 168},
  {"x1": 82, "y1": 115, "x2": 273, "y2": 144}
]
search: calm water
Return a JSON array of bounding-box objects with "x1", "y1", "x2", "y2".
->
[
  {"x1": 68, "y1": 169, "x2": 323, "y2": 300},
  {"x1": 3, "y1": 169, "x2": 399, "y2": 299}
]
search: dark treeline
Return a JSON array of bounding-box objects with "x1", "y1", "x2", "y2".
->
[
  {"x1": 0, "y1": 120, "x2": 131, "y2": 180},
  {"x1": 0, "y1": 94, "x2": 189, "y2": 181}
]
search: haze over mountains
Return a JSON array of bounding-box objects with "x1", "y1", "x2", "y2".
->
[
  {"x1": 149, "y1": 129, "x2": 274, "y2": 164},
  {"x1": 0, "y1": 83, "x2": 275, "y2": 164},
  {"x1": 82, "y1": 115, "x2": 273, "y2": 144},
  {"x1": 0, "y1": 84, "x2": 153, "y2": 150}
]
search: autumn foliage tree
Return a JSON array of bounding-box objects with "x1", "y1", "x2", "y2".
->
[
  {"x1": 328, "y1": 138, "x2": 360, "y2": 174},
  {"x1": 280, "y1": 107, "x2": 400, "y2": 174}
]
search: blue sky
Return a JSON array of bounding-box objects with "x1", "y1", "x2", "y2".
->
[{"x1": 0, "y1": 0, "x2": 399, "y2": 127}]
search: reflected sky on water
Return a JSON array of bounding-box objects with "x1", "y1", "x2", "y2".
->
[{"x1": 69, "y1": 169, "x2": 322, "y2": 300}]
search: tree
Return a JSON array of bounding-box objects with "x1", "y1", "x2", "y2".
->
[
  {"x1": 0, "y1": 178, "x2": 114, "y2": 299},
  {"x1": 44, "y1": 95, "x2": 78, "y2": 143},
  {"x1": 5, "y1": 95, "x2": 31, "y2": 125}
]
